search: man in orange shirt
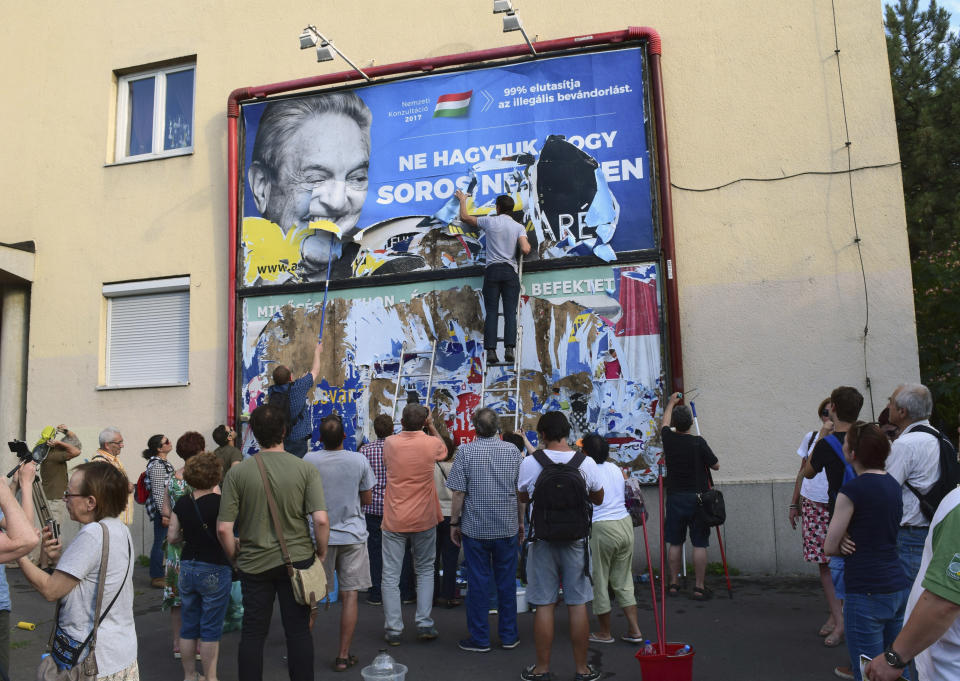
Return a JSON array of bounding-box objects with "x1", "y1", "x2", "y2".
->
[{"x1": 381, "y1": 404, "x2": 447, "y2": 645}]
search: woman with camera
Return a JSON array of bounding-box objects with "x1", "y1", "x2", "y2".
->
[
  {"x1": 18, "y1": 461, "x2": 137, "y2": 680},
  {"x1": 824, "y1": 422, "x2": 912, "y2": 681}
]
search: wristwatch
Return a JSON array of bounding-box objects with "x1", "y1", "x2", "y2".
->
[{"x1": 883, "y1": 646, "x2": 908, "y2": 669}]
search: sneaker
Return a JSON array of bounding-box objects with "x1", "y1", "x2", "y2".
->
[
  {"x1": 417, "y1": 626, "x2": 439, "y2": 641},
  {"x1": 366, "y1": 597, "x2": 383, "y2": 606},
  {"x1": 402, "y1": 597, "x2": 417, "y2": 604},
  {"x1": 573, "y1": 665, "x2": 601, "y2": 681},
  {"x1": 486, "y1": 349, "x2": 499, "y2": 365},
  {"x1": 500, "y1": 639, "x2": 520, "y2": 650},
  {"x1": 384, "y1": 632, "x2": 402, "y2": 646},
  {"x1": 504, "y1": 347, "x2": 515, "y2": 364},
  {"x1": 520, "y1": 664, "x2": 552, "y2": 681},
  {"x1": 458, "y1": 638, "x2": 491, "y2": 653},
  {"x1": 489, "y1": 608, "x2": 499, "y2": 614}
]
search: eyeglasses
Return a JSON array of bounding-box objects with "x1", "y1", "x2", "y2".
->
[
  {"x1": 62, "y1": 491, "x2": 85, "y2": 499},
  {"x1": 162, "y1": 439, "x2": 170, "y2": 445},
  {"x1": 109, "y1": 439, "x2": 124, "y2": 446},
  {"x1": 820, "y1": 410, "x2": 830, "y2": 418}
]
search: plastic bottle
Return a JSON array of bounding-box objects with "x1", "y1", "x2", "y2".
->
[
  {"x1": 676, "y1": 644, "x2": 692, "y2": 656},
  {"x1": 372, "y1": 650, "x2": 395, "y2": 671},
  {"x1": 642, "y1": 640, "x2": 654, "y2": 656}
]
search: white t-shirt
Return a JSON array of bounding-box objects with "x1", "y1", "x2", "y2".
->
[
  {"x1": 592, "y1": 461, "x2": 630, "y2": 523},
  {"x1": 886, "y1": 420, "x2": 942, "y2": 527},
  {"x1": 518, "y1": 449, "x2": 603, "y2": 502},
  {"x1": 797, "y1": 430, "x2": 829, "y2": 504},
  {"x1": 56, "y1": 517, "x2": 137, "y2": 676}
]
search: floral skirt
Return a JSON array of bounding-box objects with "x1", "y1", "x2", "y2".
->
[
  {"x1": 801, "y1": 496, "x2": 831, "y2": 564},
  {"x1": 162, "y1": 539, "x2": 183, "y2": 609},
  {"x1": 99, "y1": 661, "x2": 139, "y2": 681}
]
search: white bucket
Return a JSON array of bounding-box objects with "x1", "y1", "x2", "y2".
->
[{"x1": 516, "y1": 588, "x2": 528, "y2": 613}]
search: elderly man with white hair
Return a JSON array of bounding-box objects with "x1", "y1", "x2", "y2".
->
[
  {"x1": 92, "y1": 427, "x2": 134, "y2": 525},
  {"x1": 885, "y1": 383, "x2": 942, "y2": 582}
]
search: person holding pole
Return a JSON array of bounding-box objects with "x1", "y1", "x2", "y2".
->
[
  {"x1": 268, "y1": 340, "x2": 323, "y2": 458},
  {"x1": 661, "y1": 392, "x2": 719, "y2": 600}
]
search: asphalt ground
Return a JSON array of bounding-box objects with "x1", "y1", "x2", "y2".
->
[{"x1": 4, "y1": 565, "x2": 852, "y2": 681}]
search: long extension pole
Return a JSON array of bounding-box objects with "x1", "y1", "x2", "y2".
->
[
  {"x1": 639, "y1": 506, "x2": 663, "y2": 647},
  {"x1": 317, "y1": 232, "x2": 335, "y2": 340},
  {"x1": 691, "y1": 401, "x2": 733, "y2": 599},
  {"x1": 657, "y1": 463, "x2": 666, "y2": 654}
]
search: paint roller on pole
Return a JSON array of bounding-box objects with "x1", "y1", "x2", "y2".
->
[
  {"x1": 690, "y1": 399, "x2": 734, "y2": 599},
  {"x1": 308, "y1": 219, "x2": 341, "y2": 340}
]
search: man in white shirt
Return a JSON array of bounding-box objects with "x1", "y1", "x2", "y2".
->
[
  {"x1": 517, "y1": 411, "x2": 603, "y2": 681},
  {"x1": 885, "y1": 383, "x2": 942, "y2": 582}
]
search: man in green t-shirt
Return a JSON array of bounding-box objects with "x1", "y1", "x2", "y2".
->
[
  {"x1": 217, "y1": 404, "x2": 329, "y2": 681},
  {"x1": 864, "y1": 487, "x2": 960, "y2": 681}
]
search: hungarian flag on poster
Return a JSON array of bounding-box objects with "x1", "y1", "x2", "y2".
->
[{"x1": 433, "y1": 90, "x2": 472, "y2": 117}]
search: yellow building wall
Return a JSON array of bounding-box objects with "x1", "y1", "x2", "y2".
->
[{"x1": 0, "y1": 1, "x2": 914, "y2": 499}]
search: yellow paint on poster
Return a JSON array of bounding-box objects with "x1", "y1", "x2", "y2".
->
[{"x1": 242, "y1": 218, "x2": 309, "y2": 284}]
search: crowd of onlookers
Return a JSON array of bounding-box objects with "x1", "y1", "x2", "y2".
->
[
  {"x1": 3, "y1": 355, "x2": 960, "y2": 681},
  {"x1": 793, "y1": 383, "x2": 960, "y2": 680}
]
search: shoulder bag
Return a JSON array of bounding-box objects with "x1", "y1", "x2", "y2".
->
[
  {"x1": 37, "y1": 522, "x2": 131, "y2": 681},
  {"x1": 254, "y1": 453, "x2": 327, "y2": 629},
  {"x1": 696, "y1": 461, "x2": 726, "y2": 528}
]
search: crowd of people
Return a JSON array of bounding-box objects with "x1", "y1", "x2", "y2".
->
[
  {"x1": 793, "y1": 383, "x2": 960, "y2": 680},
  {"x1": 2, "y1": 366, "x2": 960, "y2": 681}
]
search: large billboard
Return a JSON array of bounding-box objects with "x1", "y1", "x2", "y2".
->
[
  {"x1": 239, "y1": 263, "x2": 665, "y2": 481},
  {"x1": 239, "y1": 48, "x2": 653, "y2": 287}
]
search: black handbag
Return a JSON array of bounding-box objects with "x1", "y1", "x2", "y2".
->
[{"x1": 696, "y1": 488, "x2": 726, "y2": 527}]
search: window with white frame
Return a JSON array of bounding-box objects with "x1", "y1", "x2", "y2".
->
[
  {"x1": 103, "y1": 277, "x2": 190, "y2": 388},
  {"x1": 115, "y1": 61, "x2": 195, "y2": 161}
]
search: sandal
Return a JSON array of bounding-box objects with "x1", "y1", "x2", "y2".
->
[
  {"x1": 690, "y1": 586, "x2": 713, "y2": 601},
  {"x1": 588, "y1": 632, "x2": 615, "y2": 644},
  {"x1": 621, "y1": 633, "x2": 644, "y2": 644},
  {"x1": 818, "y1": 623, "x2": 836, "y2": 637},
  {"x1": 667, "y1": 583, "x2": 681, "y2": 597},
  {"x1": 332, "y1": 654, "x2": 359, "y2": 672},
  {"x1": 520, "y1": 663, "x2": 552, "y2": 681},
  {"x1": 824, "y1": 632, "x2": 845, "y2": 648}
]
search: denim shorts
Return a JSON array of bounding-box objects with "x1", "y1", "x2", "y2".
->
[
  {"x1": 179, "y1": 560, "x2": 233, "y2": 641},
  {"x1": 664, "y1": 491, "x2": 710, "y2": 548}
]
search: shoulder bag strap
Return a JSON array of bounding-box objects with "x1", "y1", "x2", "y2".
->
[
  {"x1": 436, "y1": 461, "x2": 448, "y2": 481},
  {"x1": 190, "y1": 494, "x2": 230, "y2": 561},
  {"x1": 531, "y1": 449, "x2": 551, "y2": 469},
  {"x1": 254, "y1": 453, "x2": 294, "y2": 576},
  {"x1": 79, "y1": 522, "x2": 110, "y2": 657}
]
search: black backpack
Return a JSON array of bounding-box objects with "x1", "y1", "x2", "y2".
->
[
  {"x1": 529, "y1": 449, "x2": 593, "y2": 541},
  {"x1": 905, "y1": 425, "x2": 960, "y2": 521},
  {"x1": 268, "y1": 385, "x2": 296, "y2": 430}
]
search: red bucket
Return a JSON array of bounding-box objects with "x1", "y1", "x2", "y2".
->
[{"x1": 635, "y1": 643, "x2": 695, "y2": 681}]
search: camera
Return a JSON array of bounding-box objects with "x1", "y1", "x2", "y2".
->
[{"x1": 7, "y1": 439, "x2": 50, "y2": 466}]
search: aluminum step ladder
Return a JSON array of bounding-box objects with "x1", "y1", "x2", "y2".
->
[
  {"x1": 390, "y1": 338, "x2": 438, "y2": 424},
  {"x1": 480, "y1": 257, "x2": 524, "y2": 432}
]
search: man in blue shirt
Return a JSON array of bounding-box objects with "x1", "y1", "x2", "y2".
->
[{"x1": 268, "y1": 340, "x2": 323, "y2": 458}]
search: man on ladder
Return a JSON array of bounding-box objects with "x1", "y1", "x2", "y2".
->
[{"x1": 455, "y1": 189, "x2": 531, "y2": 366}]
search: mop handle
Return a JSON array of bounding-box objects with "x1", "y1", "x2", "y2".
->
[
  {"x1": 639, "y1": 507, "x2": 663, "y2": 646},
  {"x1": 317, "y1": 233, "x2": 335, "y2": 340}
]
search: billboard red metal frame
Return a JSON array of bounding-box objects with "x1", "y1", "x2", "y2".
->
[{"x1": 225, "y1": 26, "x2": 683, "y2": 423}]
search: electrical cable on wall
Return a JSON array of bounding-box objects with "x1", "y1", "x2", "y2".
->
[
  {"x1": 831, "y1": 0, "x2": 876, "y2": 419},
  {"x1": 670, "y1": 5, "x2": 882, "y2": 419}
]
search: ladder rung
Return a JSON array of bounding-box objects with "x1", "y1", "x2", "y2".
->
[{"x1": 484, "y1": 387, "x2": 517, "y2": 393}]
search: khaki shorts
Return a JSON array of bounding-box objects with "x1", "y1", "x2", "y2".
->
[{"x1": 322, "y1": 543, "x2": 372, "y2": 592}]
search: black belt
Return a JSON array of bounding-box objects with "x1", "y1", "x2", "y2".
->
[{"x1": 901, "y1": 525, "x2": 929, "y2": 531}]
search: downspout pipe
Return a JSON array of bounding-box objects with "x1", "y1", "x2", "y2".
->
[{"x1": 226, "y1": 25, "x2": 682, "y2": 421}]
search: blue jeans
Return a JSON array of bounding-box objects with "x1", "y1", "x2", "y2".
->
[
  {"x1": 435, "y1": 517, "x2": 461, "y2": 600},
  {"x1": 483, "y1": 263, "x2": 521, "y2": 350},
  {"x1": 179, "y1": 560, "x2": 232, "y2": 642},
  {"x1": 463, "y1": 534, "x2": 519, "y2": 646},
  {"x1": 382, "y1": 527, "x2": 436, "y2": 633},
  {"x1": 829, "y1": 555, "x2": 846, "y2": 601},
  {"x1": 365, "y1": 514, "x2": 415, "y2": 602},
  {"x1": 844, "y1": 589, "x2": 910, "y2": 681},
  {"x1": 150, "y1": 516, "x2": 166, "y2": 579},
  {"x1": 897, "y1": 526, "x2": 928, "y2": 584}
]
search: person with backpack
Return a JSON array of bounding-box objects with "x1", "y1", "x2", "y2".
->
[
  {"x1": 142, "y1": 434, "x2": 175, "y2": 588},
  {"x1": 516, "y1": 411, "x2": 603, "y2": 681},
  {"x1": 267, "y1": 340, "x2": 323, "y2": 458},
  {"x1": 884, "y1": 383, "x2": 958, "y2": 583},
  {"x1": 803, "y1": 385, "x2": 864, "y2": 675},
  {"x1": 661, "y1": 392, "x2": 720, "y2": 601}
]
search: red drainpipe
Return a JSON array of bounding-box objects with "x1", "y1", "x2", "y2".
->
[{"x1": 226, "y1": 26, "x2": 683, "y2": 422}]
